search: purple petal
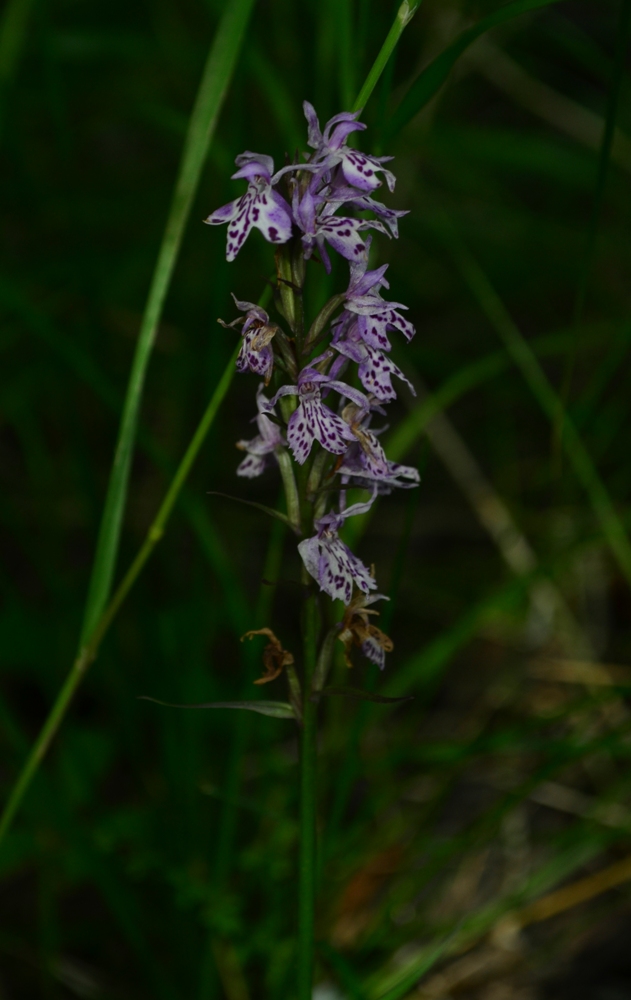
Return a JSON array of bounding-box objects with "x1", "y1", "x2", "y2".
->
[
  {"x1": 324, "y1": 114, "x2": 365, "y2": 151},
  {"x1": 287, "y1": 401, "x2": 315, "y2": 465},
  {"x1": 341, "y1": 151, "x2": 384, "y2": 192},
  {"x1": 236, "y1": 331, "x2": 274, "y2": 381},
  {"x1": 232, "y1": 151, "x2": 274, "y2": 181},
  {"x1": 222, "y1": 189, "x2": 256, "y2": 261},
  {"x1": 357, "y1": 347, "x2": 415, "y2": 402},
  {"x1": 250, "y1": 188, "x2": 294, "y2": 245},
  {"x1": 204, "y1": 198, "x2": 240, "y2": 225},
  {"x1": 356, "y1": 314, "x2": 392, "y2": 352},
  {"x1": 298, "y1": 531, "x2": 376, "y2": 604},
  {"x1": 267, "y1": 383, "x2": 299, "y2": 408},
  {"x1": 361, "y1": 635, "x2": 386, "y2": 669},
  {"x1": 236, "y1": 453, "x2": 267, "y2": 478},
  {"x1": 317, "y1": 216, "x2": 367, "y2": 262},
  {"x1": 309, "y1": 399, "x2": 353, "y2": 455},
  {"x1": 303, "y1": 101, "x2": 323, "y2": 148},
  {"x1": 326, "y1": 380, "x2": 370, "y2": 410}
]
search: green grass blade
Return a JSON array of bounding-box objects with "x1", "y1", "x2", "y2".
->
[
  {"x1": 385, "y1": 0, "x2": 563, "y2": 139},
  {"x1": 0, "y1": 347, "x2": 239, "y2": 848},
  {"x1": 447, "y1": 234, "x2": 631, "y2": 587},
  {"x1": 573, "y1": 0, "x2": 631, "y2": 327},
  {"x1": 370, "y1": 929, "x2": 458, "y2": 1000},
  {"x1": 80, "y1": 0, "x2": 256, "y2": 645},
  {"x1": 557, "y1": 0, "x2": 631, "y2": 448},
  {"x1": 352, "y1": 0, "x2": 421, "y2": 112},
  {"x1": 0, "y1": 0, "x2": 35, "y2": 101}
]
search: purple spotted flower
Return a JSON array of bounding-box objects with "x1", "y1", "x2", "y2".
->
[
  {"x1": 236, "y1": 386, "x2": 285, "y2": 478},
  {"x1": 206, "y1": 98, "x2": 419, "y2": 650},
  {"x1": 333, "y1": 316, "x2": 415, "y2": 402},
  {"x1": 298, "y1": 494, "x2": 378, "y2": 604},
  {"x1": 292, "y1": 182, "x2": 383, "y2": 273},
  {"x1": 204, "y1": 153, "x2": 298, "y2": 261},
  {"x1": 266, "y1": 358, "x2": 369, "y2": 465},
  {"x1": 340, "y1": 252, "x2": 416, "y2": 350},
  {"x1": 323, "y1": 181, "x2": 408, "y2": 238},
  {"x1": 338, "y1": 444, "x2": 420, "y2": 493},
  {"x1": 303, "y1": 102, "x2": 396, "y2": 193},
  {"x1": 219, "y1": 295, "x2": 279, "y2": 384},
  {"x1": 336, "y1": 403, "x2": 420, "y2": 490}
]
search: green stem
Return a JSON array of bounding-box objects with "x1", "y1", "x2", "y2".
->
[
  {"x1": 297, "y1": 585, "x2": 319, "y2": 1000},
  {"x1": 0, "y1": 346, "x2": 239, "y2": 848}
]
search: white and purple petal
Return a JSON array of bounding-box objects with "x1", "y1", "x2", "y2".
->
[
  {"x1": 357, "y1": 347, "x2": 415, "y2": 402},
  {"x1": 298, "y1": 530, "x2": 376, "y2": 604}
]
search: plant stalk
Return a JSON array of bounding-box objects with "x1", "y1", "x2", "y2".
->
[{"x1": 297, "y1": 584, "x2": 319, "y2": 1000}]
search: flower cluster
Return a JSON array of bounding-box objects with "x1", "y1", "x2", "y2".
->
[{"x1": 207, "y1": 102, "x2": 419, "y2": 669}]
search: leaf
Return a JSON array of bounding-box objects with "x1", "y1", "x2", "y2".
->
[
  {"x1": 352, "y1": 0, "x2": 421, "y2": 113},
  {"x1": 79, "y1": 0, "x2": 256, "y2": 645},
  {"x1": 207, "y1": 491, "x2": 295, "y2": 530},
  {"x1": 320, "y1": 686, "x2": 413, "y2": 704},
  {"x1": 138, "y1": 696, "x2": 295, "y2": 720},
  {"x1": 385, "y1": 0, "x2": 563, "y2": 140}
]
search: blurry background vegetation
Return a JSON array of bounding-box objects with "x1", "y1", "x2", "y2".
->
[{"x1": 2, "y1": 0, "x2": 631, "y2": 997}]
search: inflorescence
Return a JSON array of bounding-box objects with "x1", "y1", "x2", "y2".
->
[{"x1": 206, "y1": 102, "x2": 419, "y2": 670}]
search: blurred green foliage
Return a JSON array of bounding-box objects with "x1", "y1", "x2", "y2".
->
[{"x1": 2, "y1": 0, "x2": 631, "y2": 997}]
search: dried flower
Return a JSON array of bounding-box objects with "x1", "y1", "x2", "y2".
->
[
  {"x1": 241, "y1": 628, "x2": 295, "y2": 685},
  {"x1": 338, "y1": 591, "x2": 393, "y2": 670}
]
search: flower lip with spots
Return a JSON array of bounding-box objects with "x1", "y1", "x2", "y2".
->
[
  {"x1": 204, "y1": 152, "x2": 304, "y2": 261},
  {"x1": 298, "y1": 494, "x2": 378, "y2": 605},
  {"x1": 266, "y1": 362, "x2": 369, "y2": 465},
  {"x1": 219, "y1": 295, "x2": 280, "y2": 384}
]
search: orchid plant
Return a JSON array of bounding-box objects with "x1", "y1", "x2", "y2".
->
[
  {"x1": 208, "y1": 103, "x2": 418, "y2": 651},
  {"x1": 206, "y1": 101, "x2": 417, "y2": 996}
]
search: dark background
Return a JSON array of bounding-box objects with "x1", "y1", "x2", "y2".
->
[{"x1": 2, "y1": 0, "x2": 631, "y2": 997}]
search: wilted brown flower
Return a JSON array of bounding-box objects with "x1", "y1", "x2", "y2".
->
[
  {"x1": 241, "y1": 627, "x2": 295, "y2": 684},
  {"x1": 338, "y1": 590, "x2": 393, "y2": 670}
]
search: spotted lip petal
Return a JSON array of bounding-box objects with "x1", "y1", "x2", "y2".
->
[
  {"x1": 205, "y1": 149, "x2": 294, "y2": 261},
  {"x1": 338, "y1": 445, "x2": 420, "y2": 491},
  {"x1": 236, "y1": 329, "x2": 274, "y2": 382},
  {"x1": 298, "y1": 531, "x2": 376, "y2": 604},
  {"x1": 340, "y1": 150, "x2": 394, "y2": 193},
  {"x1": 287, "y1": 395, "x2": 353, "y2": 465}
]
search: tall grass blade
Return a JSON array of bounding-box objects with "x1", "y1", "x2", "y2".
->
[
  {"x1": 80, "y1": 0, "x2": 256, "y2": 645},
  {"x1": 0, "y1": 0, "x2": 35, "y2": 129},
  {"x1": 0, "y1": 346, "x2": 239, "y2": 847},
  {"x1": 557, "y1": 0, "x2": 631, "y2": 453},
  {"x1": 446, "y1": 233, "x2": 631, "y2": 587},
  {"x1": 352, "y1": 0, "x2": 421, "y2": 113},
  {"x1": 573, "y1": 0, "x2": 631, "y2": 328},
  {"x1": 385, "y1": 0, "x2": 563, "y2": 139}
]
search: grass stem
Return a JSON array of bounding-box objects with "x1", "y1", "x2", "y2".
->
[{"x1": 0, "y1": 347, "x2": 238, "y2": 848}]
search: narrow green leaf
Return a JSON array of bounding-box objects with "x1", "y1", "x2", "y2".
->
[
  {"x1": 352, "y1": 0, "x2": 421, "y2": 112},
  {"x1": 370, "y1": 928, "x2": 458, "y2": 1000},
  {"x1": 80, "y1": 0, "x2": 256, "y2": 645},
  {"x1": 0, "y1": 0, "x2": 34, "y2": 86},
  {"x1": 138, "y1": 696, "x2": 295, "y2": 719},
  {"x1": 446, "y1": 234, "x2": 631, "y2": 589},
  {"x1": 320, "y1": 686, "x2": 413, "y2": 704},
  {"x1": 207, "y1": 491, "x2": 296, "y2": 531},
  {"x1": 385, "y1": 0, "x2": 563, "y2": 139}
]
